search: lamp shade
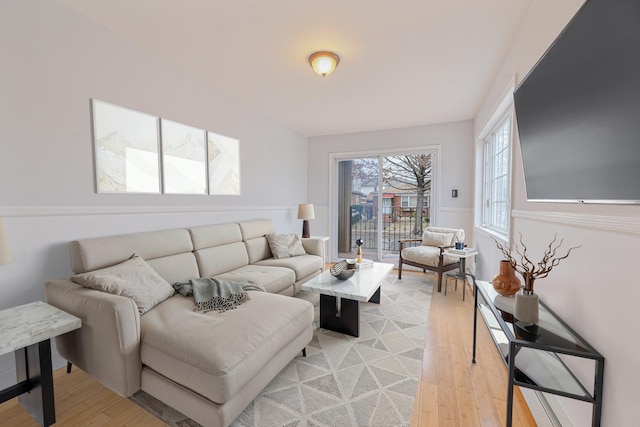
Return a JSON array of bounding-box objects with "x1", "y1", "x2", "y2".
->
[
  {"x1": 297, "y1": 204, "x2": 315, "y2": 220},
  {"x1": 309, "y1": 51, "x2": 340, "y2": 77},
  {"x1": 0, "y1": 217, "x2": 13, "y2": 266}
]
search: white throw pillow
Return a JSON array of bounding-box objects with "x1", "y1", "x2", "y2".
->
[
  {"x1": 71, "y1": 254, "x2": 175, "y2": 314},
  {"x1": 422, "y1": 230, "x2": 455, "y2": 247},
  {"x1": 266, "y1": 233, "x2": 307, "y2": 259}
]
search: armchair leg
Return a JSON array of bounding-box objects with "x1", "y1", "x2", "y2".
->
[
  {"x1": 437, "y1": 271, "x2": 443, "y2": 292},
  {"x1": 398, "y1": 258, "x2": 403, "y2": 279}
]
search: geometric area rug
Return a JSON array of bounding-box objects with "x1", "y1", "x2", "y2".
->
[{"x1": 130, "y1": 275, "x2": 434, "y2": 427}]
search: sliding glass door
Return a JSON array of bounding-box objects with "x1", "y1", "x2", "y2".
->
[{"x1": 334, "y1": 151, "x2": 435, "y2": 263}]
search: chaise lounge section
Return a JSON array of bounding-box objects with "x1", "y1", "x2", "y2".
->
[{"x1": 44, "y1": 219, "x2": 324, "y2": 427}]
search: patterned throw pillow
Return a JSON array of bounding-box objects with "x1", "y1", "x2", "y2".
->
[
  {"x1": 422, "y1": 230, "x2": 455, "y2": 247},
  {"x1": 71, "y1": 254, "x2": 175, "y2": 314},
  {"x1": 266, "y1": 234, "x2": 307, "y2": 259}
]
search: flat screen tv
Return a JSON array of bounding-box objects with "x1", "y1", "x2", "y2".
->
[{"x1": 513, "y1": 0, "x2": 640, "y2": 203}]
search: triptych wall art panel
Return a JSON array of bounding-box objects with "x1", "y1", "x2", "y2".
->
[{"x1": 91, "y1": 99, "x2": 240, "y2": 195}]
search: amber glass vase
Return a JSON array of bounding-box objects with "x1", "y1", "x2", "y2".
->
[{"x1": 492, "y1": 260, "x2": 521, "y2": 296}]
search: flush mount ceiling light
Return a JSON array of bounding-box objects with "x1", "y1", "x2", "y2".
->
[{"x1": 308, "y1": 51, "x2": 340, "y2": 77}]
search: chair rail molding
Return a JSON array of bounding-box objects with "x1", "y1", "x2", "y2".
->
[
  {"x1": 439, "y1": 207, "x2": 474, "y2": 214},
  {"x1": 512, "y1": 209, "x2": 640, "y2": 235}
]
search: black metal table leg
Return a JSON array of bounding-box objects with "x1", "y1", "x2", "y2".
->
[
  {"x1": 506, "y1": 342, "x2": 518, "y2": 427},
  {"x1": 320, "y1": 294, "x2": 360, "y2": 337},
  {"x1": 368, "y1": 286, "x2": 381, "y2": 304},
  {"x1": 15, "y1": 340, "x2": 55, "y2": 427},
  {"x1": 593, "y1": 359, "x2": 604, "y2": 426}
]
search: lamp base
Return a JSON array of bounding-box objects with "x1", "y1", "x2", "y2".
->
[{"x1": 302, "y1": 220, "x2": 310, "y2": 238}]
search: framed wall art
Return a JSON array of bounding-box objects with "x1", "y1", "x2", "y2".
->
[
  {"x1": 92, "y1": 99, "x2": 161, "y2": 193},
  {"x1": 207, "y1": 131, "x2": 240, "y2": 195},
  {"x1": 161, "y1": 119, "x2": 207, "y2": 194},
  {"x1": 91, "y1": 99, "x2": 241, "y2": 196}
]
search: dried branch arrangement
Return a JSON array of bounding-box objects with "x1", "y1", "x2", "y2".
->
[{"x1": 495, "y1": 234, "x2": 580, "y2": 292}]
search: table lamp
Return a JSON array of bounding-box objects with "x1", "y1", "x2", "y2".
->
[
  {"x1": 297, "y1": 204, "x2": 315, "y2": 238},
  {"x1": 0, "y1": 217, "x2": 13, "y2": 266}
]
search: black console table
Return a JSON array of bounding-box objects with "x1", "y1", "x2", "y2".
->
[{"x1": 472, "y1": 280, "x2": 604, "y2": 427}]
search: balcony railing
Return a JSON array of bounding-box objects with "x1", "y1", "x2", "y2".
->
[{"x1": 339, "y1": 205, "x2": 429, "y2": 259}]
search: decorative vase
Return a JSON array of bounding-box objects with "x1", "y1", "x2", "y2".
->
[
  {"x1": 514, "y1": 290, "x2": 539, "y2": 324},
  {"x1": 492, "y1": 260, "x2": 521, "y2": 296},
  {"x1": 515, "y1": 273, "x2": 538, "y2": 323}
]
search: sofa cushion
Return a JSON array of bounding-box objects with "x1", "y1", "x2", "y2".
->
[
  {"x1": 146, "y1": 252, "x2": 200, "y2": 285},
  {"x1": 189, "y1": 223, "x2": 242, "y2": 250},
  {"x1": 254, "y1": 254, "x2": 322, "y2": 282},
  {"x1": 71, "y1": 254, "x2": 175, "y2": 314},
  {"x1": 244, "y1": 236, "x2": 273, "y2": 265},
  {"x1": 213, "y1": 265, "x2": 295, "y2": 294},
  {"x1": 237, "y1": 219, "x2": 276, "y2": 241},
  {"x1": 70, "y1": 229, "x2": 193, "y2": 274},
  {"x1": 194, "y1": 242, "x2": 249, "y2": 278},
  {"x1": 238, "y1": 219, "x2": 277, "y2": 264},
  {"x1": 265, "y1": 233, "x2": 307, "y2": 259},
  {"x1": 140, "y1": 291, "x2": 314, "y2": 404},
  {"x1": 401, "y1": 246, "x2": 459, "y2": 267}
]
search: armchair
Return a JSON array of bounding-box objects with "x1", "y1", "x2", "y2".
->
[{"x1": 398, "y1": 226, "x2": 465, "y2": 292}]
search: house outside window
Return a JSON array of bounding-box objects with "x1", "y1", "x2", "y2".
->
[{"x1": 482, "y1": 114, "x2": 512, "y2": 235}]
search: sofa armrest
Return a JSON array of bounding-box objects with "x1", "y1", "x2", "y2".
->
[
  {"x1": 301, "y1": 237, "x2": 325, "y2": 266},
  {"x1": 44, "y1": 279, "x2": 141, "y2": 397}
]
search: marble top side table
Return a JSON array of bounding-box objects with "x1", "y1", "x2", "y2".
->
[{"x1": 0, "y1": 301, "x2": 81, "y2": 426}]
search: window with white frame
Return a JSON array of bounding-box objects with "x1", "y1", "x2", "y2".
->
[
  {"x1": 482, "y1": 114, "x2": 512, "y2": 235},
  {"x1": 400, "y1": 195, "x2": 429, "y2": 207}
]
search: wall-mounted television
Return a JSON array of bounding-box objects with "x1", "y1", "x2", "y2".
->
[{"x1": 513, "y1": 0, "x2": 640, "y2": 204}]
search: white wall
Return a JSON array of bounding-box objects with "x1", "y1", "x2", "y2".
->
[
  {"x1": 308, "y1": 121, "x2": 475, "y2": 260},
  {"x1": 474, "y1": 0, "x2": 639, "y2": 425},
  {"x1": 0, "y1": 1, "x2": 307, "y2": 387}
]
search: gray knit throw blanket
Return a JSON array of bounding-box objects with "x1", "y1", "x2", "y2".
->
[{"x1": 173, "y1": 278, "x2": 264, "y2": 313}]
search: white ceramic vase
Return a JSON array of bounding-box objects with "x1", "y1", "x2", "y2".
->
[{"x1": 514, "y1": 290, "x2": 539, "y2": 324}]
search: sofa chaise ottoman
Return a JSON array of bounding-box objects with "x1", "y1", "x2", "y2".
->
[{"x1": 44, "y1": 219, "x2": 324, "y2": 427}]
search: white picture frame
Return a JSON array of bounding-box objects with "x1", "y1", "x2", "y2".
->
[
  {"x1": 161, "y1": 119, "x2": 207, "y2": 194},
  {"x1": 207, "y1": 131, "x2": 240, "y2": 195},
  {"x1": 92, "y1": 99, "x2": 161, "y2": 193}
]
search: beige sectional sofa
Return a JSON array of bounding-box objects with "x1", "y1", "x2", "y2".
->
[{"x1": 44, "y1": 219, "x2": 324, "y2": 427}]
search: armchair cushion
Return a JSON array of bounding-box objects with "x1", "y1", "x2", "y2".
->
[
  {"x1": 422, "y1": 230, "x2": 455, "y2": 247},
  {"x1": 401, "y1": 246, "x2": 459, "y2": 267},
  {"x1": 423, "y1": 226, "x2": 465, "y2": 245}
]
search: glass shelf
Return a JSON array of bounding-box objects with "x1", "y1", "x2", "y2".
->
[{"x1": 473, "y1": 280, "x2": 604, "y2": 427}]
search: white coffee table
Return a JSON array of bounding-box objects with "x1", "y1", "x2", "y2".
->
[
  {"x1": 302, "y1": 261, "x2": 393, "y2": 337},
  {"x1": 0, "y1": 301, "x2": 81, "y2": 426}
]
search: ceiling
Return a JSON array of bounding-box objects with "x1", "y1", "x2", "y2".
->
[{"x1": 58, "y1": 0, "x2": 531, "y2": 137}]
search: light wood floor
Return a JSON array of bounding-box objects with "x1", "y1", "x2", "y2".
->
[
  {"x1": 0, "y1": 270, "x2": 535, "y2": 426},
  {"x1": 410, "y1": 272, "x2": 536, "y2": 427}
]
